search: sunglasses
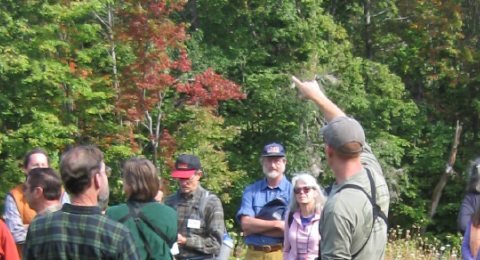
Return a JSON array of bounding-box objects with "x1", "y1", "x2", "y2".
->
[{"x1": 294, "y1": 186, "x2": 313, "y2": 194}]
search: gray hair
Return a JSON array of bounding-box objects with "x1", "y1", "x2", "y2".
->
[
  {"x1": 289, "y1": 172, "x2": 326, "y2": 213},
  {"x1": 467, "y1": 158, "x2": 480, "y2": 193}
]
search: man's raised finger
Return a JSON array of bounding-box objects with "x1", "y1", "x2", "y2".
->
[{"x1": 291, "y1": 75, "x2": 303, "y2": 87}]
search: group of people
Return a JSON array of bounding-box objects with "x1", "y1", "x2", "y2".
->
[
  {"x1": 0, "y1": 75, "x2": 392, "y2": 260},
  {"x1": 236, "y1": 76, "x2": 390, "y2": 260},
  {"x1": 1, "y1": 147, "x2": 225, "y2": 260}
]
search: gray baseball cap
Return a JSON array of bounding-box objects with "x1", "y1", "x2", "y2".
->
[{"x1": 319, "y1": 116, "x2": 365, "y2": 154}]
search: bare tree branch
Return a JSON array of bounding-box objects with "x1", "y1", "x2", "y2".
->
[
  {"x1": 423, "y1": 121, "x2": 462, "y2": 234},
  {"x1": 145, "y1": 110, "x2": 153, "y2": 138},
  {"x1": 371, "y1": 8, "x2": 390, "y2": 17},
  {"x1": 93, "y1": 11, "x2": 111, "y2": 31}
]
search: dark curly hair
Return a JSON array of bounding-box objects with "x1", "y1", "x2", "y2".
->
[{"x1": 467, "y1": 158, "x2": 480, "y2": 193}]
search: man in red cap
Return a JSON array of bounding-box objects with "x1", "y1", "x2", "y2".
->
[{"x1": 164, "y1": 154, "x2": 225, "y2": 260}]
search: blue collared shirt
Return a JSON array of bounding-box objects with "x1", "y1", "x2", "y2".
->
[{"x1": 236, "y1": 175, "x2": 293, "y2": 245}]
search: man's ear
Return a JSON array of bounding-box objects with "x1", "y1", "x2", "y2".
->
[
  {"x1": 33, "y1": 187, "x2": 43, "y2": 199},
  {"x1": 325, "y1": 144, "x2": 334, "y2": 158},
  {"x1": 196, "y1": 170, "x2": 203, "y2": 178},
  {"x1": 94, "y1": 173, "x2": 101, "y2": 189}
]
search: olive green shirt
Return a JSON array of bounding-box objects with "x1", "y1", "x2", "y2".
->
[{"x1": 320, "y1": 143, "x2": 390, "y2": 260}]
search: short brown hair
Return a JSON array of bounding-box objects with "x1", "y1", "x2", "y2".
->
[
  {"x1": 330, "y1": 142, "x2": 362, "y2": 160},
  {"x1": 60, "y1": 146, "x2": 103, "y2": 196},
  {"x1": 123, "y1": 158, "x2": 159, "y2": 202},
  {"x1": 27, "y1": 168, "x2": 62, "y2": 200}
]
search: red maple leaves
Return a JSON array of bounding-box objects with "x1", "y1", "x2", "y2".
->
[{"x1": 115, "y1": 0, "x2": 244, "y2": 163}]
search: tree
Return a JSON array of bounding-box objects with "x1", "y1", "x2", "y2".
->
[
  {"x1": 115, "y1": 0, "x2": 244, "y2": 173},
  {"x1": 0, "y1": 0, "x2": 118, "y2": 207}
]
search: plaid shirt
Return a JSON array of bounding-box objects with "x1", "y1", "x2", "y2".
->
[
  {"x1": 4, "y1": 191, "x2": 70, "y2": 243},
  {"x1": 164, "y1": 185, "x2": 224, "y2": 259},
  {"x1": 23, "y1": 204, "x2": 140, "y2": 260}
]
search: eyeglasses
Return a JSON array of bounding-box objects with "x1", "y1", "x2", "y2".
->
[
  {"x1": 294, "y1": 186, "x2": 313, "y2": 194},
  {"x1": 263, "y1": 157, "x2": 285, "y2": 165},
  {"x1": 101, "y1": 166, "x2": 112, "y2": 177}
]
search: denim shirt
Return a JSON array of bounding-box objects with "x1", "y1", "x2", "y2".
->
[{"x1": 236, "y1": 175, "x2": 293, "y2": 245}]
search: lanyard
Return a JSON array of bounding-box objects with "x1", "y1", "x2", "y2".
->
[{"x1": 296, "y1": 215, "x2": 314, "y2": 260}]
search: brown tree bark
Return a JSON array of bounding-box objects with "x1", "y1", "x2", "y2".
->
[
  {"x1": 364, "y1": 0, "x2": 373, "y2": 60},
  {"x1": 423, "y1": 121, "x2": 462, "y2": 234}
]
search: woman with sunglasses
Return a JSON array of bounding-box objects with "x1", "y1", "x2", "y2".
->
[
  {"x1": 106, "y1": 158, "x2": 178, "y2": 260},
  {"x1": 283, "y1": 173, "x2": 326, "y2": 260}
]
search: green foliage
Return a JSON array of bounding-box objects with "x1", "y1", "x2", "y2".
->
[
  {"x1": 173, "y1": 106, "x2": 247, "y2": 218},
  {"x1": 1, "y1": 0, "x2": 479, "y2": 241}
]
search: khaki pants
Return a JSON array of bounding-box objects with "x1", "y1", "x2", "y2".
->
[{"x1": 244, "y1": 247, "x2": 283, "y2": 260}]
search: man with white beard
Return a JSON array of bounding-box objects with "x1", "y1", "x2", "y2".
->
[{"x1": 236, "y1": 142, "x2": 293, "y2": 260}]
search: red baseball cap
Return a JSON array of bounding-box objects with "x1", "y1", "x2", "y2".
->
[{"x1": 171, "y1": 154, "x2": 201, "y2": 179}]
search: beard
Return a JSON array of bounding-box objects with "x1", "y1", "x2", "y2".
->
[
  {"x1": 263, "y1": 163, "x2": 285, "y2": 179},
  {"x1": 98, "y1": 185, "x2": 110, "y2": 204},
  {"x1": 97, "y1": 196, "x2": 109, "y2": 211}
]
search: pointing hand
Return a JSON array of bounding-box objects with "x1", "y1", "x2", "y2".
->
[{"x1": 291, "y1": 75, "x2": 326, "y2": 100}]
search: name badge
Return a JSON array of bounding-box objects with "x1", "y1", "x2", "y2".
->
[
  {"x1": 297, "y1": 245, "x2": 308, "y2": 260},
  {"x1": 187, "y1": 219, "x2": 201, "y2": 229}
]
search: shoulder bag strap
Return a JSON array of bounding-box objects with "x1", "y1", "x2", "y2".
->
[{"x1": 126, "y1": 202, "x2": 155, "y2": 258}]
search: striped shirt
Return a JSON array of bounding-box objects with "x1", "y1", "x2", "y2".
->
[
  {"x1": 164, "y1": 185, "x2": 224, "y2": 259},
  {"x1": 23, "y1": 204, "x2": 140, "y2": 260}
]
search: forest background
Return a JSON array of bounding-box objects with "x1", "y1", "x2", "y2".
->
[{"x1": 1, "y1": 0, "x2": 478, "y2": 252}]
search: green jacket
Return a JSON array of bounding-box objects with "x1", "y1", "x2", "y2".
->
[{"x1": 106, "y1": 201, "x2": 178, "y2": 260}]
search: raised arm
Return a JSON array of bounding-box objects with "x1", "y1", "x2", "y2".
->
[{"x1": 291, "y1": 76, "x2": 346, "y2": 122}]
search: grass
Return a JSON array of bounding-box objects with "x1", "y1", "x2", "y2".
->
[
  {"x1": 229, "y1": 224, "x2": 463, "y2": 260},
  {"x1": 385, "y1": 224, "x2": 461, "y2": 260}
]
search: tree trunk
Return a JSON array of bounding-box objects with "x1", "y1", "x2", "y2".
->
[
  {"x1": 108, "y1": 3, "x2": 118, "y2": 91},
  {"x1": 152, "y1": 141, "x2": 158, "y2": 170},
  {"x1": 364, "y1": 0, "x2": 373, "y2": 60},
  {"x1": 422, "y1": 121, "x2": 462, "y2": 234},
  {"x1": 187, "y1": 0, "x2": 200, "y2": 30},
  {"x1": 473, "y1": 109, "x2": 479, "y2": 154}
]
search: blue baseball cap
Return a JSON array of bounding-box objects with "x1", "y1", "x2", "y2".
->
[{"x1": 262, "y1": 142, "x2": 286, "y2": 157}]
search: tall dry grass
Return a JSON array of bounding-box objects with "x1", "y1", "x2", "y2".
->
[
  {"x1": 385, "y1": 224, "x2": 460, "y2": 260},
  {"x1": 231, "y1": 224, "x2": 462, "y2": 259}
]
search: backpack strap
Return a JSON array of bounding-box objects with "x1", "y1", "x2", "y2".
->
[
  {"x1": 119, "y1": 202, "x2": 175, "y2": 258},
  {"x1": 333, "y1": 169, "x2": 387, "y2": 259},
  {"x1": 198, "y1": 190, "x2": 210, "y2": 221},
  {"x1": 287, "y1": 211, "x2": 295, "y2": 250},
  {"x1": 287, "y1": 211, "x2": 294, "y2": 228}
]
